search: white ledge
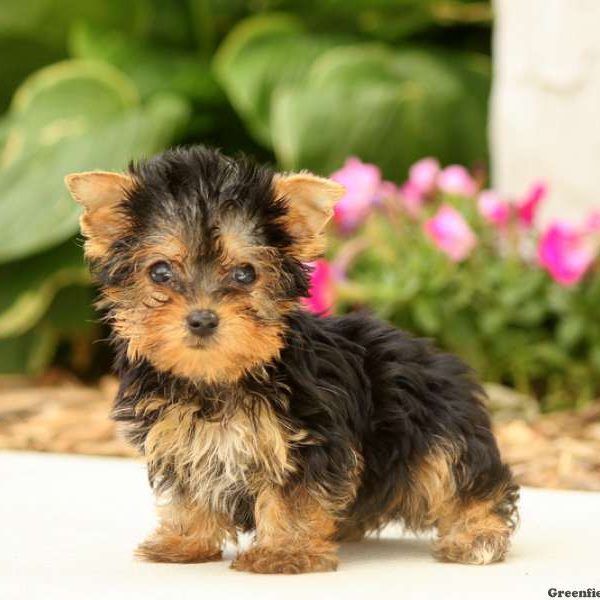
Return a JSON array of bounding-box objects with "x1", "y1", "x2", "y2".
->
[{"x1": 2, "y1": 451, "x2": 597, "y2": 599}]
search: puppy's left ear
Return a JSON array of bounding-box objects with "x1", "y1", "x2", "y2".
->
[
  {"x1": 65, "y1": 171, "x2": 136, "y2": 259},
  {"x1": 274, "y1": 172, "x2": 345, "y2": 261}
]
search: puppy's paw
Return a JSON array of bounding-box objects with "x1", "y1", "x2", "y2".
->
[
  {"x1": 231, "y1": 546, "x2": 339, "y2": 574},
  {"x1": 434, "y1": 532, "x2": 510, "y2": 565},
  {"x1": 135, "y1": 534, "x2": 222, "y2": 564}
]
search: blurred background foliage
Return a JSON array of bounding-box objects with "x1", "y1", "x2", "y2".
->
[{"x1": 0, "y1": 0, "x2": 492, "y2": 376}]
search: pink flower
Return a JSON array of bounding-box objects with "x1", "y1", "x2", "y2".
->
[
  {"x1": 437, "y1": 165, "x2": 477, "y2": 197},
  {"x1": 377, "y1": 180, "x2": 401, "y2": 204},
  {"x1": 478, "y1": 190, "x2": 511, "y2": 226},
  {"x1": 408, "y1": 157, "x2": 440, "y2": 195},
  {"x1": 584, "y1": 211, "x2": 600, "y2": 233},
  {"x1": 330, "y1": 157, "x2": 381, "y2": 233},
  {"x1": 424, "y1": 204, "x2": 478, "y2": 262},
  {"x1": 399, "y1": 180, "x2": 426, "y2": 217},
  {"x1": 538, "y1": 222, "x2": 597, "y2": 286},
  {"x1": 517, "y1": 181, "x2": 547, "y2": 228},
  {"x1": 302, "y1": 259, "x2": 337, "y2": 315}
]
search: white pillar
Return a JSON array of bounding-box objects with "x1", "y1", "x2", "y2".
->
[{"x1": 490, "y1": 0, "x2": 600, "y2": 222}]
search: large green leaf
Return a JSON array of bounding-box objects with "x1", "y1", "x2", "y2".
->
[
  {"x1": 214, "y1": 14, "x2": 343, "y2": 146},
  {"x1": 70, "y1": 24, "x2": 223, "y2": 104},
  {"x1": 1, "y1": 60, "x2": 139, "y2": 168},
  {"x1": 44, "y1": 283, "x2": 96, "y2": 333},
  {"x1": 0, "y1": 59, "x2": 190, "y2": 263},
  {"x1": 0, "y1": 36, "x2": 63, "y2": 113},
  {"x1": 0, "y1": 240, "x2": 88, "y2": 339},
  {"x1": 0, "y1": 324, "x2": 57, "y2": 374},
  {"x1": 270, "y1": 45, "x2": 490, "y2": 179},
  {"x1": 0, "y1": 94, "x2": 189, "y2": 263},
  {"x1": 0, "y1": 284, "x2": 97, "y2": 375}
]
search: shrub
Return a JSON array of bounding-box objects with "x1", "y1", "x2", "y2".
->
[
  {"x1": 0, "y1": 1, "x2": 493, "y2": 375},
  {"x1": 306, "y1": 157, "x2": 600, "y2": 410}
]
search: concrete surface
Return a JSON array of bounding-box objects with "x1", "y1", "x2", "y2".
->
[{"x1": 1, "y1": 451, "x2": 598, "y2": 600}]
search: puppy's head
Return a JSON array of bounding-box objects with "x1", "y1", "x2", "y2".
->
[{"x1": 65, "y1": 146, "x2": 344, "y2": 383}]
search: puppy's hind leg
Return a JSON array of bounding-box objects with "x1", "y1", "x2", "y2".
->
[
  {"x1": 401, "y1": 444, "x2": 519, "y2": 565},
  {"x1": 434, "y1": 477, "x2": 519, "y2": 565}
]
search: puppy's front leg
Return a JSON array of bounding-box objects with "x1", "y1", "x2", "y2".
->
[
  {"x1": 232, "y1": 487, "x2": 339, "y2": 574},
  {"x1": 137, "y1": 499, "x2": 233, "y2": 563}
]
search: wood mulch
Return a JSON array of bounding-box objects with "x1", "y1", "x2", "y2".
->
[{"x1": 1, "y1": 373, "x2": 599, "y2": 491}]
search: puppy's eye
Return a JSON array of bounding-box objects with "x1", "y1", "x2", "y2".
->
[
  {"x1": 149, "y1": 261, "x2": 173, "y2": 284},
  {"x1": 231, "y1": 264, "x2": 256, "y2": 285}
]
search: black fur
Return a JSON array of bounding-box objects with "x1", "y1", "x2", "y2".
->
[
  {"x1": 93, "y1": 146, "x2": 309, "y2": 299},
  {"x1": 114, "y1": 309, "x2": 516, "y2": 533},
  {"x1": 95, "y1": 145, "x2": 516, "y2": 542}
]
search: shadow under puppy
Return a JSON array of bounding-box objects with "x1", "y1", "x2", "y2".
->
[{"x1": 65, "y1": 146, "x2": 518, "y2": 574}]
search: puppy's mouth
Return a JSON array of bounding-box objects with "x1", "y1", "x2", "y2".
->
[{"x1": 184, "y1": 334, "x2": 217, "y2": 349}]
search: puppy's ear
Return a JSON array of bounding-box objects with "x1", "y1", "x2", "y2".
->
[
  {"x1": 274, "y1": 172, "x2": 345, "y2": 261},
  {"x1": 64, "y1": 171, "x2": 136, "y2": 259}
]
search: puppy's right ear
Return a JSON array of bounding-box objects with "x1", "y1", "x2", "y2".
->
[{"x1": 65, "y1": 171, "x2": 136, "y2": 259}]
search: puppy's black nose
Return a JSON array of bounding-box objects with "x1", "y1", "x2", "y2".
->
[{"x1": 186, "y1": 309, "x2": 219, "y2": 337}]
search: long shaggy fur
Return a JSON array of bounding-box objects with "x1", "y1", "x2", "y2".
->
[{"x1": 72, "y1": 145, "x2": 519, "y2": 574}]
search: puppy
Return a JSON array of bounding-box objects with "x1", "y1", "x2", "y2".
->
[{"x1": 65, "y1": 146, "x2": 518, "y2": 574}]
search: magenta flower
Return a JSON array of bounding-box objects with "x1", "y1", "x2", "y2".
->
[
  {"x1": 330, "y1": 157, "x2": 381, "y2": 233},
  {"x1": 478, "y1": 190, "x2": 511, "y2": 226},
  {"x1": 584, "y1": 211, "x2": 600, "y2": 233},
  {"x1": 437, "y1": 165, "x2": 477, "y2": 197},
  {"x1": 424, "y1": 204, "x2": 478, "y2": 262},
  {"x1": 302, "y1": 259, "x2": 337, "y2": 315},
  {"x1": 517, "y1": 181, "x2": 547, "y2": 228},
  {"x1": 538, "y1": 222, "x2": 597, "y2": 286},
  {"x1": 408, "y1": 157, "x2": 440, "y2": 195},
  {"x1": 399, "y1": 180, "x2": 426, "y2": 217}
]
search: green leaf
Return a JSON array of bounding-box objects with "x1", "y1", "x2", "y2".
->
[
  {"x1": 412, "y1": 297, "x2": 441, "y2": 334},
  {"x1": 0, "y1": 92, "x2": 190, "y2": 263},
  {"x1": 0, "y1": 324, "x2": 57, "y2": 375},
  {"x1": 0, "y1": 36, "x2": 63, "y2": 112},
  {"x1": 44, "y1": 284, "x2": 96, "y2": 333},
  {"x1": 271, "y1": 45, "x2": 490, "y2": 178},
  {"x1": 0, "y1": 284, "x2": 96, "y2": 375},
  {"x1": 0, "y1": 240, "x2": 88, "y2": 338},
  {"x1": 214, "y1": 14, "x2": 341, "y2": 146},
  {"x1": 1, "y1": 60, "x2": 138, "y2": 168},
  {"x1": 70, "y1": 24, "x2": 223, "y2": 104},
  {"x1": 556, "y1": 314, "x2": 586, "y2": 350}
]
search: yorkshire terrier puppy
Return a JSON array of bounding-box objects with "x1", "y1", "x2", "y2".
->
[{"x1": 65, "y1": 146, "x2": 518, "y2": 574}]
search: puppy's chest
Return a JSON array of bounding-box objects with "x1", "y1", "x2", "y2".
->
[{"x1": 142, "y1": 400, "x2": 294, "y2": 510}]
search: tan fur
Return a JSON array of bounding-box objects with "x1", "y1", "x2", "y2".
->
[
  {"x1": 273, "y1": 173, "x2": 345, "y2": 262},
  {"x1": 103, "y1": 232, "x2": 293, "y2": 384},
  {"x1": 401, "y1": 443, "x2": 461, "y2": 531},
  {"x1": 142, "y1": 399, "x2": 298, "y2": 512},
  {"x1": 232, "y1": 487, "x2": 339, "y2": 574},
  {"x1": 136, "y1": 500, "x2": 233, "y2": 563},
  {"x1": 65, "y1": 168, "x2": 343, "y2": 383},
  {"x1": 65, "y1": 171, "x2": 136, "y2": 260},
  {"x1": 117, "y1": 295, "x2": 285, "y2": 384},
  {"x1": 395, "y1": 444, "x2": 514, "y2": 565},
  {"x1": 433, "y1": 489, "x2": 515, "y2": 565},
  {"x1": 313, "y1": 447, "x2": 363, "y2": 517}
]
